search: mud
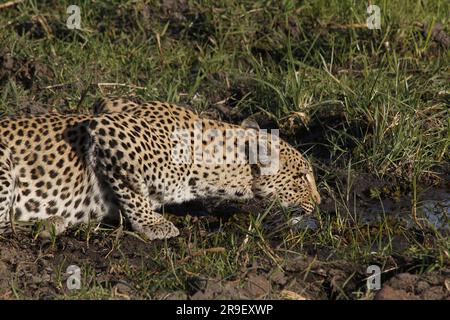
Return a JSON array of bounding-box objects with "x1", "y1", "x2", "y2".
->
[
  {"x1": 0, "y1": 230, "x2": 363, "y2": 299},
  {"x1": 375, "y1": 271, "x2": 450, "y2": 300},
  {"x1": 0, "y1": 192, "x2": 449, "y2": 301}
]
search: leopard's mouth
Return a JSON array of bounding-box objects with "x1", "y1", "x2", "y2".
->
[{"x1": 277, "y1": 200, "x2": 310, "y2": 214}]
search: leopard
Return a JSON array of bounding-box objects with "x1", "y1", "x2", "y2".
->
[{"x1": 0, "y1": 97, "x2": 321, "y2": 240}]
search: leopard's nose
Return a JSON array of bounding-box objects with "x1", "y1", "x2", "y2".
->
[
  {"x1": 313, "y1": 192, "x2": 322, "y2": 205},
  {"x1": 305, "y1": 173, "x2": 321, "y2": 205},
  {"x1": 312, "y1": 189, "x2": 321, "y2": 205}
]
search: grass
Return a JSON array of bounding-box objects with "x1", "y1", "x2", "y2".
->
[{"x1": 0, "y1": 0, "x2": 449, "y2": 300}]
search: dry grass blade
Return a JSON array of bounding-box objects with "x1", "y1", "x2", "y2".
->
[
  {"x1": 0, "y1": 0, "x2": 23, "y2": 11},
  {"x1": 280, "y1": 290, "x2": 309, "y2": 300}
]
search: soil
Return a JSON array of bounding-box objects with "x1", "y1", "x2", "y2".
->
[
  {"x1": 375, "y1": 271, "x2": 450, "y2": 300},
  {"x1": 0, "y1": 203, "x2": 449, "y2": 300},
  {"x1": 0, "y1": 49, "x2": 54, "y2": 92}
]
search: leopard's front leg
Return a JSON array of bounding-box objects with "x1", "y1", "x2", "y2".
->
[
  {"x1": 98, "y1": 163, "x2": 179, "y2": 240},
  {"x1": 88, "y1": 120, "x2": 179, "y2": 240},
  {"x1": 99, "y1": 166, "x2": 179, "y2": 240}
]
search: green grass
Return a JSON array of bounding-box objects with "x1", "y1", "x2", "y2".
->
[
  {"x1": 1, "y1": 0, "x2": 448, "y2": 180},
  {"x1": 0, "y1": 0, "x2": 449, "y2": 300}
]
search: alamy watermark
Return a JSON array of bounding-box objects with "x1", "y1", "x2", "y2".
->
[
  {"x1": 66, "y1": 5, "x2": 81, "y2": 30},
  {"x1": 367, "y1": 5, "x2": 381, "y2": 30},
  {"x1": 170, "y1": 122, "x2": 280, "y2": 175},
  {"x1": 66, "y1": 264, "x2": 81, "y2": 290},
  {"x1": 366, "y1": 265, "x2": 381, "y2": 291}
]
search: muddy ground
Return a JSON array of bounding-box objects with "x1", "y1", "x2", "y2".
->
[
  {"x1": 0, "y1": 191, "x2": 449, "y2": 300},
  {"x1": 0, "y1": 231, "x2": 448, "y2": 300}
]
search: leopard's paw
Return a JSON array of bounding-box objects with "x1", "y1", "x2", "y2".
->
[
  {"x1": 139, "y1": 220, "x2": 180, "y2": 241},
  {"x1": 36, "y1": 216, "x2": 67, "y2": 240}
]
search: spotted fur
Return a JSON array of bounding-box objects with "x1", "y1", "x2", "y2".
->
[{"x1": 0, "y1": 97, "x2": 320, "y2": 240}]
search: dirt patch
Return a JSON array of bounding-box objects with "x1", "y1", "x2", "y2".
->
[
  {"x1": 189, "y1": 272, "x2": 272, "y2": 300},
  {"x1": 376, "y1": 271, "x2": 450, "y2": 300},
  {"x1": 0, "y1": 229, "x2": 343, "y2": 299},
  {"x1": 0, "y1": 204, "x2": 448, "y2": 300},
  {"x1": 13, "y1": 15, "x2": 84, "y2": 42},
  {"x1": 0, "y1": 50, "x2": 54, "y2": 91},
  {"x1": 418, "y1": 22, "x2": 450, "y2": 49},
  {"x1": 0, "y1": 230, "x2": 159, "y2": 299}
]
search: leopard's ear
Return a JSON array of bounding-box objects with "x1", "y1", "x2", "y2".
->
[{"x1": 241, "y1": 117, "x2": 260, "y2": 131}]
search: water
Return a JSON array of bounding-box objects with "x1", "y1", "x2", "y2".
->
[
  {"x1": 421, "y1": 198, "x2": 449, "y2": 231},
  {"x1": 291, "y1": 188, "x2": 449, "y2": 232}
]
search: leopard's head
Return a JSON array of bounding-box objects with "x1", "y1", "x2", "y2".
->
[{"x1": 242, "y1": 119, "x2": 321, "y2": 213}]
